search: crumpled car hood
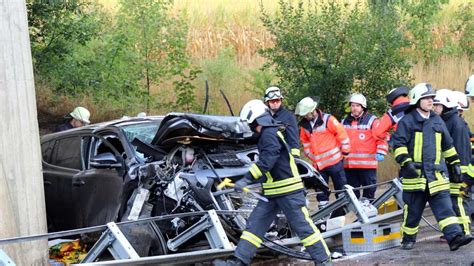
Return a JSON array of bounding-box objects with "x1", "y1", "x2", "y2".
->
[{"x1": 151, "y1": 113, "x2": 255, "y2": 149}]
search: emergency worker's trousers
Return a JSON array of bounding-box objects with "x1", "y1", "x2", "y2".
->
[
  {"x1": 345, "y1": 168, "x2": 377, "y2": 200},
  {"x1": 450, "y1": 190, "x2": 472, "y2": 236},
  {"x1": 234, "y1": 191, "x2": 330, "y2": 264},
  {"x1": 401, "y1": 189, "x2": 463, "y2": 243},
  {"x1": 317, "y1": 160, "x2": 347, "y2": 202}
]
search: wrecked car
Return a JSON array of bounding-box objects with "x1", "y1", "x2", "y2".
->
[{"x1": 41, "y1": 113, "x2": 327, "y2": 255}]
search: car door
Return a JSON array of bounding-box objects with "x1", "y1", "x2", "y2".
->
[
  {"x1": 42, "y1": 135, "x2": 88, "y2": 231},
  {"x1": 71, "y1": 132, "x2": 128, "y2": 228}
]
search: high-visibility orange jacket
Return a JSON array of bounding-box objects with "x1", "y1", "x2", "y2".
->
[
  {"x1": 299, "y1": 110, "x2": 350, "y2": 171},
  {"x1": 373, "y1": 96, "x2": 410, "y2": 141},
  {"x1": 342, "y1": 112, "x2": 388, "y2": 169}
]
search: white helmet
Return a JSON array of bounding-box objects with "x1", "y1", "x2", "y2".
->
[
  {"x1": 295, "y1": 97, "x2": 318, "y2": 116},
  {"x1": 70, "y1": 106, "x2": 90, "y2": 124},
  {"x1": 452, "y1": 91, "x2": 470, "y2": 110},
  {"x1": 465, "y1": 75, "x2": 474, "y2": 97},
  {"x1": 264, "y1": 86, "x2": 283, "y2": 102},
  {"x1": 434, "y1": 89, "x2": 457, "y2": 109},
  {"x1": 240, "y1": 99, "x2": 269, "y2": 124},
  {"x1": 409, "y1": 83, "x2": 436, "y2": 105},
  {"x1": 349, "y1": 93, "x2": 367, "y2": 108}
]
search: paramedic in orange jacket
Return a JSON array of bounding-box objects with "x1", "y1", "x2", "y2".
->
[
  {"x1": 342, "y1": 93, "x2": 388, "y2": 200},
  {"x1": 373, "y1": 86, "x2": 411, "y2": 142},
  {"x1": 295, "y1": 97, "x2": 350, "y2": 208}
]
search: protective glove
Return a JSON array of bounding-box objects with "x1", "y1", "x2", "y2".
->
[
  {"x1": 449, "y1": 164, "x2": 462, "y2": 183},
  {"x1": 376, "y1": 153, "x2": 385, "y2": 161},
  {"x1": 402, "y1": 161, "x2": 419, "y2": 179},
  {"x1": 460, "y1": 183, "x2": 470, "y2": 199},
  {"x1": 234, "y1": 176, "x2": 253, "y2": 193}
]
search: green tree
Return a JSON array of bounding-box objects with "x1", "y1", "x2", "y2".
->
[
  {"x1": 116, "y1": 0, "x2": 199, "y2": 112},
  {"x1": 395, "y1": 0, "x2": 450, "y2": 64},
  {"x1": 260, "y1": 0, "x2": 411, "y2": 117},
  {"x1": 27, "y1": 0, "x2": 103, "y2": 79}
]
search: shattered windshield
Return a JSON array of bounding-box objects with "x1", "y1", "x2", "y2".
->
[{"x1": 121, "y1": 121, "x2": 162, "y2": 158}]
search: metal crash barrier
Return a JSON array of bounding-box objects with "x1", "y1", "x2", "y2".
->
[{"x1": 0, "y1": 178, "x2": 405, "y2": 265}]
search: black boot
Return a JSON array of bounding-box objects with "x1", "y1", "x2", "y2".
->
[
  {"x1": 213, "y1": 257, "x2": 247, "y2": 266},
  {"x1": 316, "y1": 258, "x2": 333, "y2": 266},
  {"x1": 449, "y1": 235, "x2": 473, "y2": 251},
  {"x1": 400, "y1": 241, "x2": 415, "y2": 250}
]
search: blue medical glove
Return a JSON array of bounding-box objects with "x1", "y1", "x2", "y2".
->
[{"x1": 376, "y1": 153, "x2": 385, "y2": 161}]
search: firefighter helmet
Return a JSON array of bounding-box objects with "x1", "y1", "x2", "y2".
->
[
  {"x1": 295, "y1": 97, "x2": 318, "y2": 116},
  {"x1": 386, "y1": 86, "x2": 409, "y2": 104},
  {"x1": 452, "y1": 90, "x2": 470, "y2": 110},
  {"x1": 240, "y1": 99, "x2": 269, "y2": 124},
  {"x1": 70, "y1": 106, "x2": 90, "y2": 124},
  {"x1": 409, "y1": 83, "x2": 436, "y2": 105},
  {"x1": 264, "y1": 86, "x2": 283, "y2": 102},
  {"x1": 465, "y1": 75, "x2": 474, "y2": 97},
  {"x1": 349, "y1": 93, "x2": 367, "y2": 108},
  {"x1": 434, "y1": 89, "x2": 457, "y2": 109}
]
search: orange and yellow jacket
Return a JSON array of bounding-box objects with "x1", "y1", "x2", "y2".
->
[
  {"x1": 299, "y1": 110, "x2": 350, "y2": 171},
  {"x1": 373, "y1": 96, "x2": 410, "y2": 141}
]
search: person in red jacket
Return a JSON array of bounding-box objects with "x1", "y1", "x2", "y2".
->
[
  {"x1": 342, "y1": 93, "x2": 388, "y2": 200},
  {"x1": 373, "y1": 86, "x2": 410, "y2": 142},
  {"x1": 295, "y1": 97, "x2": 350, "y2": 208}
]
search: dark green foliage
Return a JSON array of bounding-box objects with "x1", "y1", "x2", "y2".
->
[
  {"x1": 27, "y1": 0, "x2": 199, "y2": 114},
  {"x1": 260, "y1": 0, "x2": 411, "y2": 117}
]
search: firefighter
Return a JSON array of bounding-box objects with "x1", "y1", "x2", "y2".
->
[
  {"x1": 373, "y1": 86, "x2": 411, "y2": 142},
  {"x1": 342, "y1": 93, "x2": 388, "y2": 200},
  {"x1": 55, "y1": 106, "x2": 91, "y2": 132},
  {"x1": 222, "y1": 99, "x2": 331, "y2": 265},
  {"x1": 392, "y1": 83, "x2": 472, "y2": 251},
  {"x1": 295, "y1": 97, "x2": 350, "y2": 209},
  {"x1": 264, "y1": 86, "x2": 300, "y2": 157},
  {"x1": 465, "y1": 74, "x2": 474, "y2": 103},
  {"x1": 433, "y1": 89, "x2": 473, "y2": 236}
]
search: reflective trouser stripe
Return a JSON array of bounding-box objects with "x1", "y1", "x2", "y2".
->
[
  {"x1": 402, "y1": 204, "x2": 419, "y2": 236},
  {"x1": 457, "y1": 197, "x2": 471, "y2": 235},
  {"x1": 438, "y1": 216, "x2": 459, "y2": 231},
  {"x1": 240, "y1": 230, "x2": 262, "y2": 248},
  {"x1": 301, "y1": 207, "x2": 330, "y2": 255}
]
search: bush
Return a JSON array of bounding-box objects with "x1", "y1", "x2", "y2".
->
[{"x1": 260, "y1": 0, "x2": 412, "y2": 117}]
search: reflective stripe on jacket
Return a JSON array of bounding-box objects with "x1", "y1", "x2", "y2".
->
[
  {"x1": 299, "y1": 110, "x2": 350, "y2": 170},
  {"x1": 392, "y1": 109, "x2": 461, "y2": 194},
  {"x1": 273, "y1": 107, "x2": 301, "y2": 157},
  {"x1": 247, "y1": 123, "x2": 304, "y2": 197},
  {"x1": 342, "y1": 112, "x2": 388, "y2": 169}
]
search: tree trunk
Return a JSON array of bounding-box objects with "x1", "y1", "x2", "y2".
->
[{"x1": 0, "y1": 1, "x2": 48, "y2": 264}]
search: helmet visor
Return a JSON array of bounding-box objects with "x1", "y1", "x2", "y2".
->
[{"x1": 265, "y1": 90, "x2": 282, "y2": 101}]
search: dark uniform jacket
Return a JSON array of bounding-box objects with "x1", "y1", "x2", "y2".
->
[
  {"x1": 273, "y1": 107, "x2": 300, "y2": 157},
  {"x1": 55, "y1": 122, "x2": 74, "y2": 132},
  {"x1": 441, "y1": 109, "x2": 474, "y2": 186},
  {"x1": 392, "y1": 109, "x2": 460, "y2": 194},
  {"x1": 247, "y1": 115, "x2": 304, "y2": 198}
]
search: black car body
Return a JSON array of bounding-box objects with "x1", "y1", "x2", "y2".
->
[
  {"x1": 41, "y1": 116, "x2": 164, "y2": 231},
  {"x1": 42, "y1": 113, "x2": 328, "y2": 255}
]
